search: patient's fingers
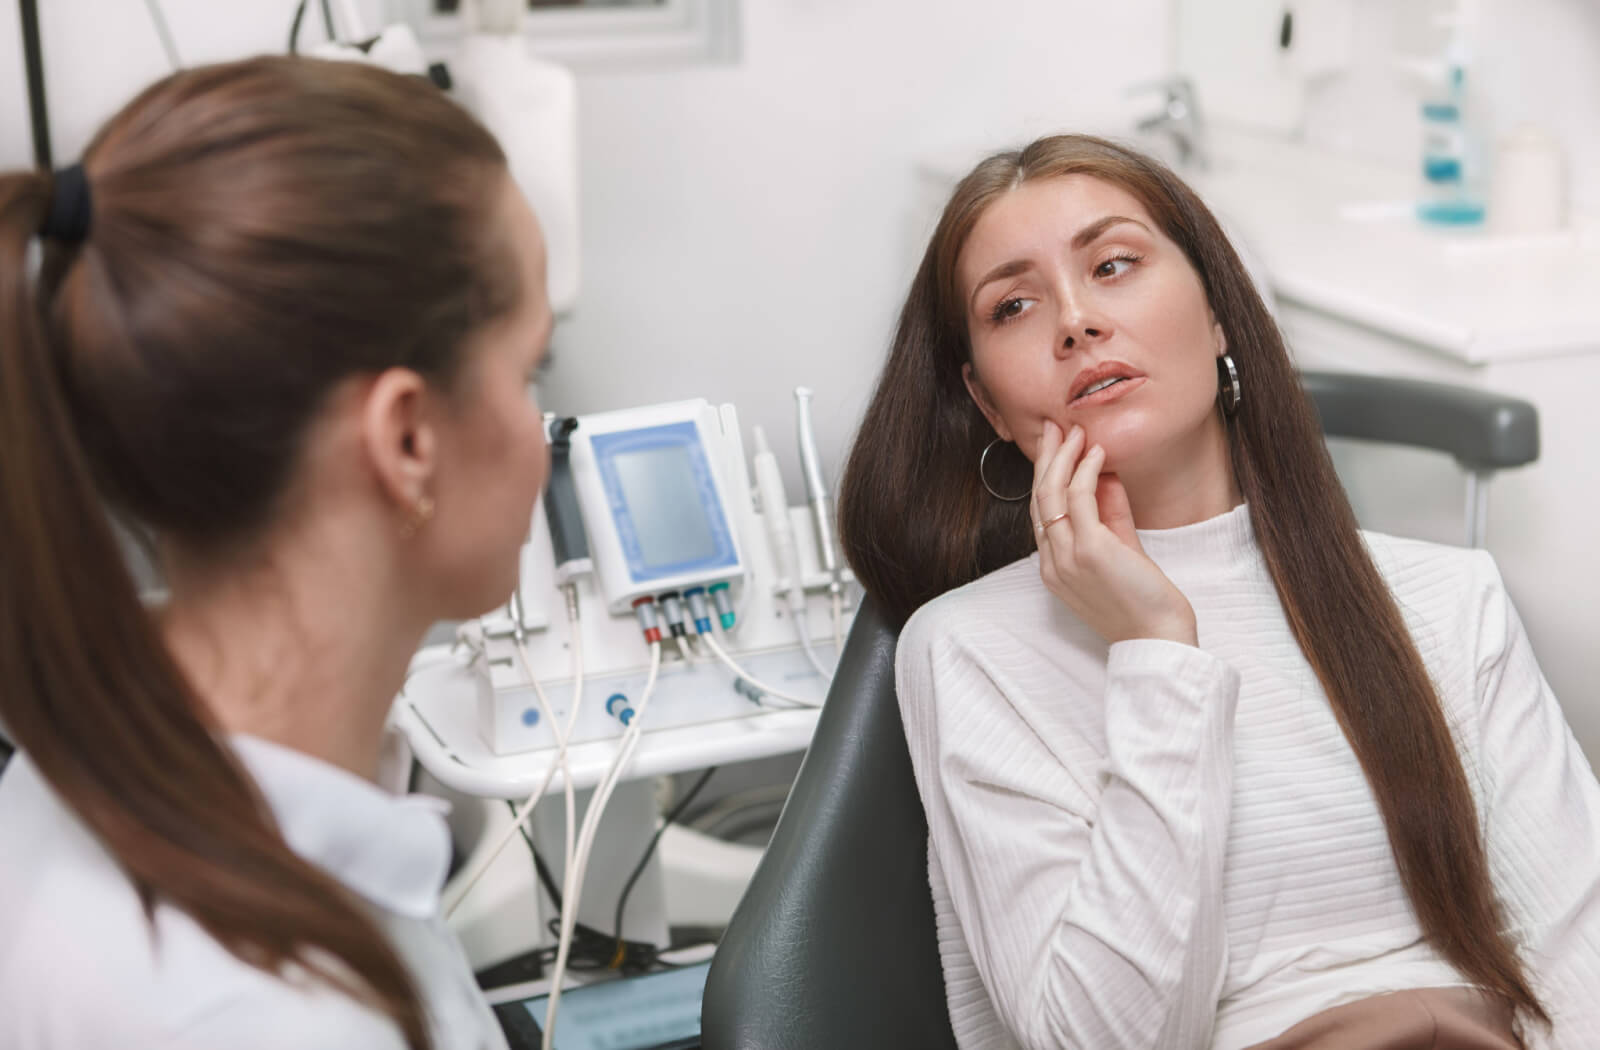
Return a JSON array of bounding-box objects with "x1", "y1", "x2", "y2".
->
[{"x1": 1033, "y1": 423, "x2": 1082, "y2": 529}]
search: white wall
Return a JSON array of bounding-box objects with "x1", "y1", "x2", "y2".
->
[
  {"x1": 551, "y1": 0, "x2": 1172, "y2": 492},
  {"x1": 3, "y1": 0, "x2": 1170, "y2": 494},
  {"x1": 0, "y1": 1, "x2": 386, "y2": 170}
]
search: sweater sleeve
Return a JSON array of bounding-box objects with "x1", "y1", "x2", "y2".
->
[
  {"x1": 1469, "y1": 552, "x2": 1600, "y2": 1049},
  {"x1": 897, "y1": 609, "x2": 1241, "y2": 1050}
]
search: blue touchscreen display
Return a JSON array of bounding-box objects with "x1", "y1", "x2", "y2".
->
[{"x1": 592, "y1": 422, "x2": 738, "y2": 583}]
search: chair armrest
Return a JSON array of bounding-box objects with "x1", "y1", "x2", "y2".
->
[{"x1": 1299, "y1": 370, "x2": 1539, "y2": 473}]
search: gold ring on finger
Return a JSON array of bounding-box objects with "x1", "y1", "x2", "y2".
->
[{"x1": 1035, "y1": 510, "x2": 1069, "y2": 533}]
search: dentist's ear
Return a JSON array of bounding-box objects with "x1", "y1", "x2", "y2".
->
[
  {"x1": 363, "y1": 367, "x2": 439, "y2": 516},
  {"x1": 1213, "y1": 322, "x2": 1229, "y2": 359}
]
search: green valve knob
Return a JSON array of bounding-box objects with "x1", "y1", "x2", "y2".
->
[{"x1": 708, "y1": 581, "x2": 736, "y2": 631}]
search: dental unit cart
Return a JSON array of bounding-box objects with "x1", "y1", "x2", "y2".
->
[{"x1": 392, "y1": 396, "x2": 852, "y2": 1047}]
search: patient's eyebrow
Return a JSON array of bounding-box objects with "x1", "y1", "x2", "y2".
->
[
  {"x1": 1071, "y1": 215, "x2": 1151, "y2": 251},
  {"x1": 969, "y1": 260, "x2": 1034, "y2": 311},
  {"x1": 969, "y1": 216, "x2": 1155, "y2": 311}
]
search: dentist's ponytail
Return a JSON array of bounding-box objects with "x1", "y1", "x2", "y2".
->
[{"x1": 0, "y1": 145, "x2": 439, "y2": 1050}]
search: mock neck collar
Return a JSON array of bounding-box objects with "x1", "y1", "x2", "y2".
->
[
  {"x1": 1136, "y1": 501, "x2": 1257, "y2": 569},
  {"x1": 231, "y1": 735, "x2": 452, "y2": 921}
]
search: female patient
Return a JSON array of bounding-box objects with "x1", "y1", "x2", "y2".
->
[
  {"x1": 0, "y1": 58, "x2": 552, "y2": 1048},
  {"x1": 838, "y1": 135, "x2": 1600, "y2": 1049}
]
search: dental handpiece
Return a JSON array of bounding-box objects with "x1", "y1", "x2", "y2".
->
[
  {"x1": 752, "y1": 426, "x2": 801, "y2": 602},
  {"x1": 793, "y1": 387, "x2": 842, "y2": 598}
]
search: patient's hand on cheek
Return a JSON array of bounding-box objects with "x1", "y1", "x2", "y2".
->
[{"x1": 1030, "y1": 421, "x2": 1198, "y2": 647}]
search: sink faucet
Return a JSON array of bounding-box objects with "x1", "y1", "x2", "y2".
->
[{"x1": 1130, "y1": 76, "x2": 1210, "y2": 172}]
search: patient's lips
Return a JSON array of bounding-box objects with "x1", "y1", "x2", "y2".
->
[{"x1": 1068, "y1": 360, "x2": 1147, "y2": 407}]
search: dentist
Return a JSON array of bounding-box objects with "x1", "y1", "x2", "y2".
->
[{"x1": 0, "y1": 57, "x2": 554, "y2": 1049}]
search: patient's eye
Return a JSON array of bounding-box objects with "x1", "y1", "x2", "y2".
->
[
  {"x1": 1094, "y1": 252, "x2": 1143, "y2": 279},
  {"x1": 990, "y1": 297, "x2": 1034, "y2": 325}
]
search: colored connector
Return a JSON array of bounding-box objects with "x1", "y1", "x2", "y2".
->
[
  {"x1": 682, "y1": 587, "x2": 713, "y2": 635},
  {"x1": 631, "y1": 596, "x2": 662, "y2": 644},
  {"x1": 708, "y1": 582, "x2": 736, "y2": 631},
  {"x1": 657, "y1": 591, "x2": 688, "y2": 639},
  {"x1": 605, "y1": 692, "x2": 635, "y2": 726}
]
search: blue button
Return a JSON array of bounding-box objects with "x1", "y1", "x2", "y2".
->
[{"x1": 521, "y1": 708, "x2": 540, "y2": 727}]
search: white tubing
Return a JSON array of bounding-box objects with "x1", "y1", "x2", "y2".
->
[
  {"x1": 542, "y1": 642, "x2": 663, "y2": 1050},
  {"x1": 444, "y1": 723, "x2": 563, "y2": 918},
  {"x1": 699, "y1": 630, "x2": 821, "y2": 709},
  {"x1": 445, "y1": 596, "x2": 585, "y2": 919},
  {"x1": 792, "y1": 606, "x2": 835, "y2": 680}
]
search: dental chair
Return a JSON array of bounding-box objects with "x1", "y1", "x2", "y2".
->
[
  {"x1": 700, "y1": 594, "x2": 950, "y2": 1050},
  {"x1": 699, "y1": 373, "x2": 1538, "y2": 1050}
]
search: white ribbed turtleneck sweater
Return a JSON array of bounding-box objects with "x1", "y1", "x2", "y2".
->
[{"x1": 895, "y1": 503, "x2": 1600, "y2": 1050}]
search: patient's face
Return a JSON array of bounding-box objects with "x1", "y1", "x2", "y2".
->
[{"x1": 956, "y1": 174, "x2": 1228, "y2": 481}]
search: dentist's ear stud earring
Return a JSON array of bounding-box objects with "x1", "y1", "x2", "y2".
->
[{"x1": 400, "y1": 495, "x2": 436, "y2": 538}]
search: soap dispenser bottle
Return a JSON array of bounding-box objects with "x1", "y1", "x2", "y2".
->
[{"x1": 1417, "y1": 11, "x2": 1486, "y2": 226}]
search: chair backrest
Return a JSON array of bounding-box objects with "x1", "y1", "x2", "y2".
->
[{"x1": 701, "y1": 597, "x2": 957, "y2": 1050}]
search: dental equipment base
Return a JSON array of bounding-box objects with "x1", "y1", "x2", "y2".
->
[{"x1": 398, "y1": 634, "x2": 837, "y2": 800}]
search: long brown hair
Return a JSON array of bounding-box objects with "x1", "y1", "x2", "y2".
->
[
  {"x1": 839, "y1": 134, "x2": 1547, "y2": 1028},
  {"x1": 0, "y1": 58, "x2": 520, "y2": 1048}
]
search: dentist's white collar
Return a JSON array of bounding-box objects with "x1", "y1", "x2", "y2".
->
[{"x1": 230, "y1": 735, "x2": 452, "y2": 921}]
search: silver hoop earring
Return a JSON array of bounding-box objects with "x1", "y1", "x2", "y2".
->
[
  {"x1": 1217, "y1": 353, "x2": 1242, "y2": 418},
  {"x1": 979, "y1": 438, "x2": 1031, "y2": 502}
]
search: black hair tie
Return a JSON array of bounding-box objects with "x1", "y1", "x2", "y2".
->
[{"x1": 40, "y1": 163, "x2": 92, "y2": 243}]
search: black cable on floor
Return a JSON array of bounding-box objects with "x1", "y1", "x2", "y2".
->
[
  {"x1": 501, "y1": 767, "x2": 720, "y2": 977},
  {"x1": 614, "y1": 767, "x2": 718, "y2": 953},
  {"x1": 507, "y1": 804, "x2": 665, "y2": 974}
]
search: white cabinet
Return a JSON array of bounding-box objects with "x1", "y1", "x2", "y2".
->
[{"x1": 1278, "y1": 299, "x2": 1600, "y2": 769}]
